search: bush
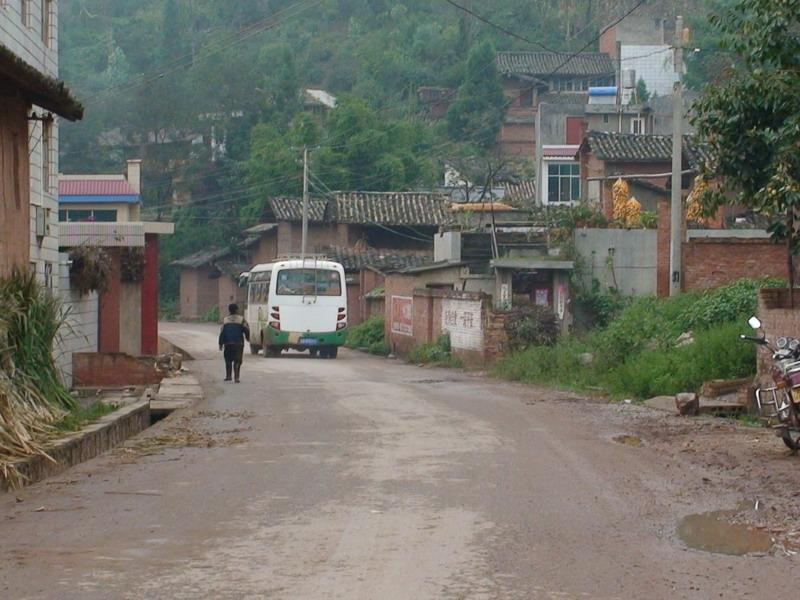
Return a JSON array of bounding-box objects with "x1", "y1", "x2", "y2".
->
[
  {"x1": 492, "y1": 337, "x2": 592, "y2": 389},
  {"x1": 408, "y1": 333, "x2": 462, "y2": 367},
  {"x1": 346, "y1": 316, "x2": 386, "y2": 349},
  {"x1": 605, "y1": 322, "x2": 755, "y2": 398},
  {"x1": 573, "y1": 282, "x2": 630, "y2": 327},
  {"x1": 678, "y1": 277, "x2": 784, "y2": 331},
  {"x1": 202, "y1": 305, "x2": 220, "y2": 323},
  {"x1": 493, "y1": 277, "x2": 777, "y2": 400},
  {"x1": 504, "y1": 305, "x2": 559, "y2": 351}
]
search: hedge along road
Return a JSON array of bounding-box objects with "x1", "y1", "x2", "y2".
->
[{"x1": 0, "y1": 321, "x2": 794, "y2": 600}]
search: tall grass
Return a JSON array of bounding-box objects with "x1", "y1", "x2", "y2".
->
[
  {"x1": 493, "y1": 278, "x2": 775, "y2": 400},
  {"x1": 0, "y1": 270, "x2": 75, "y2": 487}
]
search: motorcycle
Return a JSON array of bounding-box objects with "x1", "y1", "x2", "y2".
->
[{"x1": 741, "y1": 316, "x2": 800, "y2": 452}]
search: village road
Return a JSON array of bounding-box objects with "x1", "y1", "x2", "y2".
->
[{"x1": 0, "y1": 322, "x2": 796, "y2": 599}]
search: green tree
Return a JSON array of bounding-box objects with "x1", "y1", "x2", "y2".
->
[
  {"x1": 634, "y1": 78, "x2": 650, "y2": 103},
  {"x1": 691, "y1": 0, "x2": 800, "y2": 283},
  {"x1": 446, "y1": 41, "x2": 507, "y2": 150}
]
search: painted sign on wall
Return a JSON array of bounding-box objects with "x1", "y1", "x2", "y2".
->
[
  {"x1": 441, "y1": 299, "x2": 483, "y2": 351},
  {"x1": 391, "y1": 296, "x2": 413, "y2": 336}
]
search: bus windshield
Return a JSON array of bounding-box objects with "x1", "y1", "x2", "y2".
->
[{"x1": 275, "y1": 268, "x2": 342, "y2": 297}]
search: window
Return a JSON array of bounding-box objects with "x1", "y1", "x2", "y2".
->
[
  {"x1": 519, "y1": 87, "x2": 533, "y2": 107},
  {"x1": 276, "y1": 268, "x2": 342, "y2": 297},
  {"x1": 547, "y1": 162, "x2": 581, "y2": 204},
  {"x1": 42, "y1": 0, "x2": 51, "y2": 46},
  {"x1": 20, "y1": 0, "x2": 29, "y2": 26},
  {"x1": 603, "y1": 114, "x2": 610, "y2": 124},
  {"x1": 42, "y1": 120, "x2": 51, "y2": 194},
  {"x1": 59, "y1": 209, "x2": 118, "y2": 222},
  {"x1": 631, "y1": 117, "x2": 646, "y2": 135}
]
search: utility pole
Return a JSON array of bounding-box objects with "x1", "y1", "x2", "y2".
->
[
  {"x1": 301, "y1": 146, "x2": 309, "y2": 260},
  {"x1": 669, "y1": 15, "x2": 684, "y2": 297}
]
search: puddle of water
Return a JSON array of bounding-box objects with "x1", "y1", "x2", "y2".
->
[
  {"x1": 613, "y1": 434, "x2": 642, "y2": 447},
  {"x1": 677, "y1": 508, "x2": 773, "y2": 556}
]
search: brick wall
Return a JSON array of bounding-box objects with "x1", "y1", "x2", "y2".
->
[
  {"x1": 179, "y1": 267, "x2": 219, "y2": 320},
  {"x1": 756, "y1": 289, "x2": 800, "y2": 375},
  {"x1": 683, "y1": 238, "x2": 787, "y2": 291},
  {"x1": 73, "y1": 353, "x2": 165, "y2": 387}
]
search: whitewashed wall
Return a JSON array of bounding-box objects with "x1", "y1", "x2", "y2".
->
[{"x1": 57, "y1": 255, "x2": 98, "y2": 387}]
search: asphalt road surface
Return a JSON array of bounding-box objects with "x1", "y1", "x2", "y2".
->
[{"x1": 0, "y1": 322, "x2": 795, "y2": 599}]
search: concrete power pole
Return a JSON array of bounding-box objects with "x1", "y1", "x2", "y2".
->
[
  {"x1": 301, "y1": 146, "x2": 309, "y2": 260},
  {"x1": 669, "y1": 15, "x2": 684, "y2": 296}
]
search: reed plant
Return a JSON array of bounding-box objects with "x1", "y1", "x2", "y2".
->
[{"x1": 0, "y1": 270, "x2": 75, "y2": 487}]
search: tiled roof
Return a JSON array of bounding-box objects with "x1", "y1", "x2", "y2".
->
[
  {"x1": 496, "y1": 52, "x2": 615, "y2": 77},
  {"x1": 581, "y1": 131, "x2": 713, "y2": 167},
  {"x1": 215, "y1": 260, "x2": 252, "y2": 280},
  {"x1": 170, "y1": 246, "x2": 230, "y2": 269},
  {"x1": 264, "y1": 192, "x2": 452, "y2": 226},
  {"x1": 318, "y1": 246, "x2": 433, "y2": 273},
  {"x1": 266, "y1": 197, "x2": 329, "y2": 223},
  {"x1": 59, "y1": 179, "x2": 139, "y2": 196},
  {"x1": 333, "y1": 192, "x2": 451, "y2": 226},
  {"x1": 0, "y1": 43, "x2": 83, "y2": 121}
]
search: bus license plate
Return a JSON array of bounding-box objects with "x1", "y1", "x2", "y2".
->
[{"x1": 300, "y1": 338, "x2": 318, "y2": 346}]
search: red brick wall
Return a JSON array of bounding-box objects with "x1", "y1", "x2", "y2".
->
[
  {"x1": 756, "y1": 289, "x2": 800, "y2": 375},
  {"x1": 73, "y1": 353, "x2": 165, "y2": 387},
  {"x1": 683, "y1": 238, "x2": 788, "y2": 292},
  {"x1": 499, "y1": 122, "x2": 536, "y2": 156},
  {"x1": 599, "y1": 25, "x2": 618, "y2": 58}
]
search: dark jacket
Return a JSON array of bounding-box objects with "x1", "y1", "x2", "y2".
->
[{"x1": 219, "y1": 314, "x2": 250, "y2": 346}]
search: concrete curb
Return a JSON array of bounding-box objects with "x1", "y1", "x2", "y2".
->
[
  {"x1": 2, "y1": 399, "x2": 151, "y2": 492},
  {"x1": 151, "y1": 374, "x2": 204, "y2": 414}
]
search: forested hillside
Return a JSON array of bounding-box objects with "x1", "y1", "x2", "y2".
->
[{"x1": 58, "y1": 0, "x2": 711, "y2": 302}]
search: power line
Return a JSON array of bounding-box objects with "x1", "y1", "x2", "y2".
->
[
  {"x1": 545, "y1": 0, "x2": 647, "y2": 79},
  {"x1": 441, "y1": 0, "x2": 566, "y2": 53}
]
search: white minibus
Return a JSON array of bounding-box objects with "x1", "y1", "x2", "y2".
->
[{"x1": 246, "y1": 258, "x2": 348, "y2": 358}]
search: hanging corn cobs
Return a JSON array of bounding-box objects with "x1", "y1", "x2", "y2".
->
[
  {"x1": 612, "y1": 178, "x2": 630, "y2": 222},
  {"x1": 686, "y1": 176, "x2": 709, "y2": 223},
  {"x1": 625, "y1": 197, "x2": 643, "y2": 227}
]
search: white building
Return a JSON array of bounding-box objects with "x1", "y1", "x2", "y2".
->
[{"x1": 1, "y1": 0, "x2": 71, "y2": 291}]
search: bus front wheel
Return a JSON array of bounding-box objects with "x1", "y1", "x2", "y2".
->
[
  {"x1": 249, "y1": 343, "x2": 262, "y2": 355},
  {"x1": 266, "y1": 346, "x2": 282, "y2": 357}
]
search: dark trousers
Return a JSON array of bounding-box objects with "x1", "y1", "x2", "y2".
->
[{"x1": 223, "y1": 344, "x2": 244, "y2": 381}]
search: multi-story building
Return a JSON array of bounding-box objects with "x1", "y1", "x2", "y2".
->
[{"x1": 0, "y1": 0, "x2": 81, "y2": 286}]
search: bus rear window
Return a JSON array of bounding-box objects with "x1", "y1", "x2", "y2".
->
[{"x1": 276, "y1": 269, "x2": 342, "y2": 296}]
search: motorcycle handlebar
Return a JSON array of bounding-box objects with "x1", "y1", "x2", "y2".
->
[{"x1": 739, "y1": 334, "x2": 768, "y2": 345}]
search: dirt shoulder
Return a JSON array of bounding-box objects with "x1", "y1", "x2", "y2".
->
[{"x1": 522, "y1": 386, "x2": 800, "y2": 554}]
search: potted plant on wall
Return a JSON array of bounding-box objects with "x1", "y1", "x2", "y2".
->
[{"x1": 69, "y1": 245, "x2": 112, "y2": 296}]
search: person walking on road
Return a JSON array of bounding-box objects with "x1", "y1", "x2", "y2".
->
[{"x1": 219, "y1": 303, "x2": 250, "y2": 383}]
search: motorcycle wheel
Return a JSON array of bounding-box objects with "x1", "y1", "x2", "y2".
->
[{"x1": 780, "y1": 431, "x2": 800, "y2": 452}]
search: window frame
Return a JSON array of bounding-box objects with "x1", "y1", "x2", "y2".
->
[{"x1": 546, "y1": 161, "x2": 581, "y2": 205}]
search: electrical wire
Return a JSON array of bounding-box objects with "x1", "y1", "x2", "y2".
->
[{"x1": 441, "y1": 0, "x2": 567, "y2": 53}]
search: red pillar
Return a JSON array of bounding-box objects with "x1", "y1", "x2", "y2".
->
[
  {"x1": 141, "y1": 234, "x2": 159, "y2": 355},
  {"x1": 99, "y1": 250, "x2": 121, "y2": 353}
]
